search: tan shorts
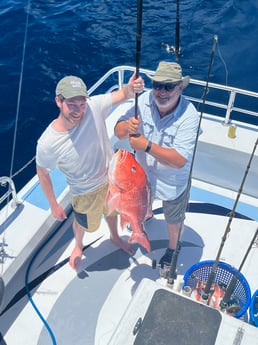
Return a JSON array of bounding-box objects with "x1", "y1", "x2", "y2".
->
[{"x1": 71, "y1": 184, "x2": 116, "y2": 232}]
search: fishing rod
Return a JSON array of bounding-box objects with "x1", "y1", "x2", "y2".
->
[
  {"x1": 166, "y1": 35, "x2": 218, "y2": 287},
  {"x1": 161, "y1": 0, "x2": 181, "y2": 61},
  {"x1": 174, "y1": 0, "x2": 180, "y2": 61},
  {"x1": 134, "y1": 0, "x2": 143, "y2": 119},
  {"x1": 219, "y1": 226, "x2": 258, "y2": 313},
  {"x1": 201, "y1": 137, "x2": 258, "y2": 302}
]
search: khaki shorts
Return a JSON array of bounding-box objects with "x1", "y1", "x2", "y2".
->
[{"x1": 71, "y1": 184, "x2": 116, "y2": 232}]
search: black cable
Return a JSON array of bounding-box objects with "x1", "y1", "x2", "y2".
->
[{"x1": 24, "y1": 213, "x2": 103, "y2": 345}]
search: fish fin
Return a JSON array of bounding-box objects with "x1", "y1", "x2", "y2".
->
[{"x1": 128, "y1": 231, "x2": 151, "y2": 252}]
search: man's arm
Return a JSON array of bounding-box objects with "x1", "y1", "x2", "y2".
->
[
  {"x1": 37, "y1": 165, "x2": 67, "y2": 221},
  {"x1": 115, "y1": 116, "x2": 187, "y2": 169},
  {"x1": 111, "y1": 72, "x2": 144, "y2": 106},
  {"x1": 115, "y1": 116, "x2": 141, "y2": 139}
]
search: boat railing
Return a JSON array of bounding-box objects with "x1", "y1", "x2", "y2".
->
[
  {"x1": 0, "y1": 176, "x2": 23, "y2": 209},
  {"x1": 88, "y1": 65, "x2": 258, "y2": 125},
  {"x1": 1, "y1": 65, "x2": 257, "y2": 208}
]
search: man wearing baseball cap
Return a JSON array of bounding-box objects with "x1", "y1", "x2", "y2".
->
[{"x1": 36, "y1": 72, "x2": 144, "y2": 270}]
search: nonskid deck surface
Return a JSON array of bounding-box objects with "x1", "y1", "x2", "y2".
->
[{"x1": 4, "y1": 183, "x2": 258, "y2": 345}]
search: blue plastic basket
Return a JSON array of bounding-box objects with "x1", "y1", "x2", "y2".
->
[
  {"x1": 183, "y1": 260, "x2": 251, "y2": 318},
  {"x1": 249, "y1": 289, "x2": 258, "y2": 327}
]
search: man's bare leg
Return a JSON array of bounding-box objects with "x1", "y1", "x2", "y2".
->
[
  {"x1": 167, "y1": 222, "x2": 182, "y2": 250},
  {"x1": 69, "y1": 219, "x2": 84, "y2": 270}
]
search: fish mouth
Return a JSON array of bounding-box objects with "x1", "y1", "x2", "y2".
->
[
  {"x1": 115, "y1": 149, "x2": 137, "y2": 174},
  {"x1": 109, "y1": 149, "x2": 128, "y2": 180},
  {"x1": 116, "y1": 148, "x2": 129, "y2": 163}
]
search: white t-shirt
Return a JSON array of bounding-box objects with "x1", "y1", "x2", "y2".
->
[{"x1": 36, "y1": 94, "x2": 114, "y2": 195}]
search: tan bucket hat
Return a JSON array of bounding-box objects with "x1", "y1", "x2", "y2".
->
[{"x1": 147, "y1": 61, "x2": 190, "y2": 88}]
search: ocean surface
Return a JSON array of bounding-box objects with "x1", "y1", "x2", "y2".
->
[{"x1": 0, "y1": 0, "x2": 258, "y2": 192}]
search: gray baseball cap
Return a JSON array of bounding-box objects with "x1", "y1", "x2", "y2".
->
[{"x1": 55, "y1": 75, "x2": 89, "y2": 98}]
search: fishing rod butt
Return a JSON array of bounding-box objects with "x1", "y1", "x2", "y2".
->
[
  {"x1": 166, "y1": 278, "x2": 175, "y2": 289},
  {"x1": 219, "y1": 299, "x2": 228, "y2": 312}
]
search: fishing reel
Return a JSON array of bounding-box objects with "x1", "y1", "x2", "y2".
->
[
  {"x1": 160, "y1": 264, "x2": 178, "y2": 281},
  {"x1": 152, "y1": 259, "x2": 178, "y2": 282},
  {"x1": 220, "y1": 295, "x2": 241, "y2": 315},
  {"x1": 151, "y1": 259, "x2": 167, "y2": 276},
  {"x1": 161, "y1": 43, "x2": 181, "y2": 55}
]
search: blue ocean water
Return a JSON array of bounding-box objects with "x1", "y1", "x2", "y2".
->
[{"x1": 0, "y1": 0, "x2": 258, "y2": 191}]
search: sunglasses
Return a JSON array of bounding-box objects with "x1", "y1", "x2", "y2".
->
[{"x1": 152, "y1": 81, "x2": 180, "y2": 91}]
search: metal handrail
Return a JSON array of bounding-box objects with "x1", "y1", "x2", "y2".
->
[
  {"x1": 88, "y1": 65, "x2": 258, "y2": 125},
  {"x1": 0, "y1": 176, "x2": 23, "y2": 208},
  {"x1": 1, "y1": 65, "x2": 257, "y2": 205}
]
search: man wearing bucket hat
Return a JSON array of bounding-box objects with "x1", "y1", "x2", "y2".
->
[
  {"x1": 115, "y1": 61, "x2": 199, "y2": 276},
  {"x1": 36, "y1": 72, "x2": 144, "y2": 270}
]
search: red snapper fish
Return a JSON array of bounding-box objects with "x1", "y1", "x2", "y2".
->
[{"x1": 106, "y1": 149, "x2": 152, "y2": 252}]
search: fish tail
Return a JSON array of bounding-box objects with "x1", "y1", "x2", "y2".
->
[{"x1": 128, "y1": 231, "x2": 151, "y2": 252}]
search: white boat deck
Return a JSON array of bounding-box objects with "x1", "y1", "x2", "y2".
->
[{"x1": 3, "y1": 187, "x2": 258, "y2": 344}]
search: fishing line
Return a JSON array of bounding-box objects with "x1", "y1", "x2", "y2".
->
[
  {"x1": 196, "y1": 41, "x2": 228, "y2": 111},
  {"x1": 0, "y1": 0, "x2": 31, "y2": 309},
  {"x1": 201, "y1": 137, "x2": 258, "y2": 301},
  {"x1": 217, "y1": 41, "x2": 229, "y2": 86},
  {"x1": 9, "y1": 0, "x2": 31, "y2": 180},
  {"x1": 166, "y1": 35, "x2": 218, "y2": 287}
]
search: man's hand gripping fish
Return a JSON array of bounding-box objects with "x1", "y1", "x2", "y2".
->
[{"x1": 106, "y1": 149, "x2": 152, "y2": 252}]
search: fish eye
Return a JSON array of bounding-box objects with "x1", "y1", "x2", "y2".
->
[{"x1": 131, "y1": 166, "x2": 137, "y2": 173}]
